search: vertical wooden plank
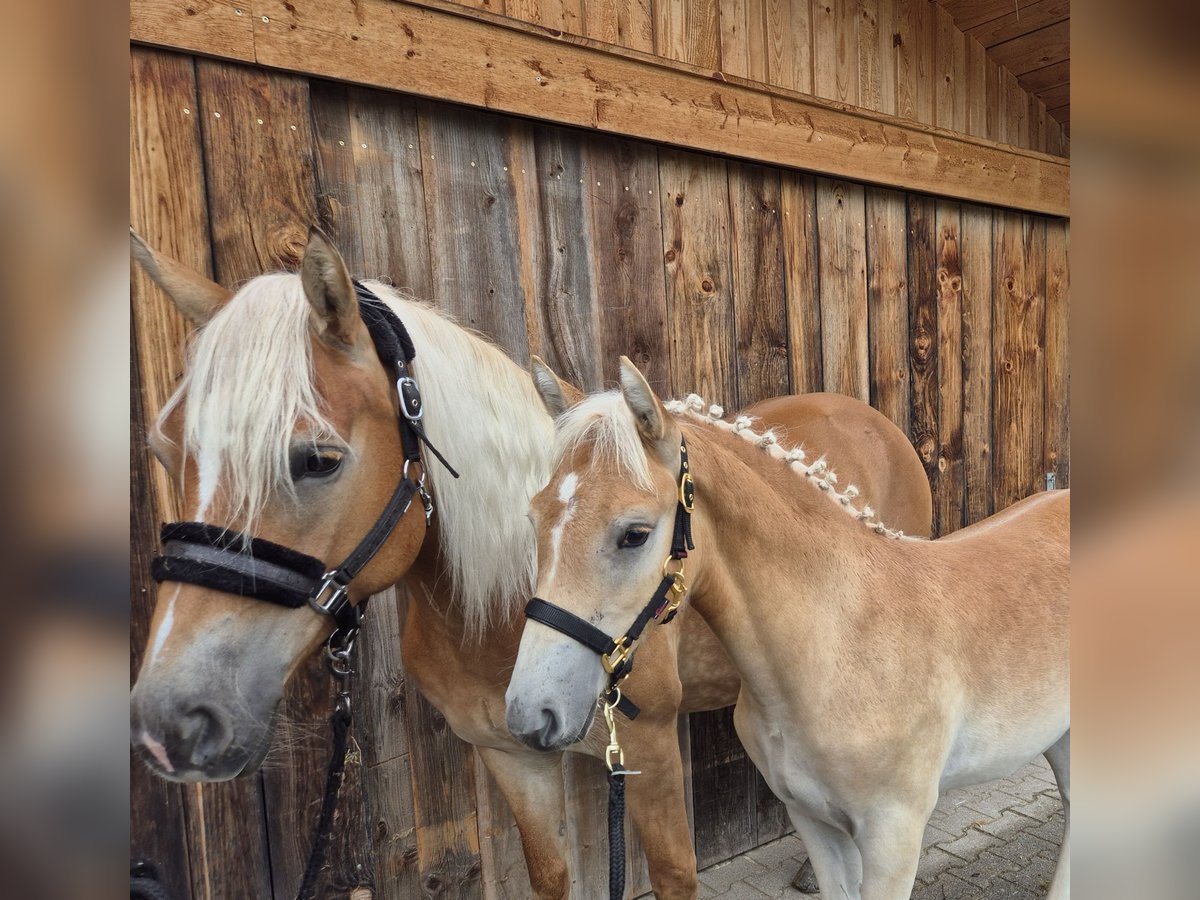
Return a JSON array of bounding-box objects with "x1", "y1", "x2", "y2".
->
[
  {"x1": 875, "y1": 0, "x2": 897, "y2": 115},
  {"x1": 816, "y1": 177, "x2": 869, "y2": 400},
  {"x1": 1006, "y1": 70, "x2": 1028, "y2": 149},
  {"x1": 960, "y1": 203, "x2": 993, "y2": 524},
  {"x1": 689, "y1": 707, "x2": 757, "y2": 868},
  {"x1": 935, "y1": 201, "x2": 965, "y2": 534},
  {"x1": 587, "y1": 136, "x2": 671, "y2": 392},
  {"x1": 965, "y1": 37, "x2": 987, "y2": 139},
  {"x1": 857, "y1": 0, "x2": 881, "y2": 112},
  {"x1": 866, "y1": 186, "x2": 910, "y2": 437},
  {"x1": 781, "y1": 172, "x2": 822, "y2": 394},
  {"x1": 718, "y1": 0, "x2": 750, "y2": 78},
  {"x1": 658, "y1": 149, "x2": 736, "y2": 403},
  {"x1": 992, "y1": 211, "x2": 1047, "y2": 511},
  {"x1": 729, "y1": 163, "x2": 789, "y2": 406},
  {"x1": 583, "y1": 0, "x2": 654, "y2": 52},
  {"x1": 934, "y1": 4, "x2": 967, "y2": 133},
  {"x1": 745, "y1": 0, "x2": 769, "y2": 83},
  {"x1": 913, "y1": 0, "x2": 935, "y2": 126},
  {"x1": 688, "y1": 0, "x2": 722, "y2": 69},
  {"x1": 985, "y1": 57, "x2": 1003, "y2": 143},
  {"x1": 1046, "y1": 118, "x2": 1064, "y2": 157},
  {"x1": 505, "y1": 0, "x2": 583, "y2": 32},
  {"x1": 419, "y1": 103, "x2": 536, "y2": 360},
  {"x1": 895, "y1": 0, "x2": 919, "y2": 121},
  {"x1": 524, "y1": 124, "x2": 604, "y2": 389},
  {"x1": 907, "y1": 193, "x2": 939, "y2": 517},
  {"x1": 1044, "y1": 219, "x2": 1069, "y2": 488},
  {"x1": 812, "y1": 0, "x2": 859, "y2": 106},
  {"x1": 474, "y1": 754, "x2": 531, "y2": 900},
  {"x1": 454, "y1": 0, "x2": 506, "y2": 12},
  {"x1": 765, "y1": 0, "x2": 812, "y2": 93},
  {"x1": 1031, "y1": 95, "x2": 1048, "y2": 154},
  {"x1": 654, "y1": 0, "x2": 688, "y2": 61}
]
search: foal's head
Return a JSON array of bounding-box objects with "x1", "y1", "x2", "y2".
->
[
  {"x1": 130, "y1": 228, "x2": 428, "y2": 781},
  {"x1": 506, "y1": 358, "x2": 686, "y2": 750}
]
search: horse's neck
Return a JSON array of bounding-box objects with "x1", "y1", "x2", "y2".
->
[{"x1": 684, "y1": 423, "x2": 883, "y2": 691}]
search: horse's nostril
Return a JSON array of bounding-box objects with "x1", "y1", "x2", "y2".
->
[
  {"x1": 180, "y1": 704, "x2": 232, "y2": 768},
  {"x1": 537, "y1": 707, "x2": 560, "y2": 748}
]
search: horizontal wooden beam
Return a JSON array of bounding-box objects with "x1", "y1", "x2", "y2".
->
[{"x1": 130, "y1": 0, "x2": 1068, "y2": 217}]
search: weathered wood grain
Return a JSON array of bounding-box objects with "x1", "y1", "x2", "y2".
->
[
  {"x1": 1044, "y1": 218, "x2": 1069, "y2": 487},
  {"x1": 587, "y1": 135, "x2": 672, "y2": 392},
  {"x1": 965, "y1": 36, "x2": 987, "y2": 139},
  {"x1": 689, "y1": 706, "x2": 758, "y2": 869},
  {"x1": 933, "y1": 3, "x2": 967, "y2": 133},
  {"x1": 894, "y1": 0, "x2": 920, "y2": 122},
  {"x1": 522, "y1": 125, "x2": 604, "y2": 389},
  {"x1": 583, "y1": 0, "x2": 654, "y2": 52},
  {"x1": 816, "y1": 178, "x2": 869, "y2": 400},
  {"x1": 813, "y1": 0, "x2": 859, "y2": 106},
  {"x1": 959, "y1": 203, "x2": 994, "y2": 523},
  {"x1": 935, "y1": 201, "x2": 965, "y2": 534},
  {"x1": 988, "y1": 19, "x2": 1069, "y2": 76},
  {"x1": 992, "y1": 211, "x2": 1047, "y2": 510},
  {"x1": 765, "y1": 0, "x2": 812, "y2": 93},
  {"x1": 130, "y1": 0, "x2": 254, "y2": 62},
  {"x1": 418, "y1": 102, "x2": 536, "y2": 359},
  {"x1": 866, "y1": 186, "x2": 910, "y2": 436},
  {"x1": 729, "y1": 162, "x2": 789, "y2": 406},
  {"x1": 133, "y1": 0, "x2": 1079, "y2": 215},
  {"x1": 1005, "y1": 70, "x2": 1028, "y2": 150},
  {"x1": 780, "y1": 172, "x2": 822, "y2": 394},
  {"x1": 967, "y1": 0, "x2": 1068, "y2": 48},
  {"x1": 658, "y1": 149, "x2": 737, "y2": 403},
  {"x1": 940, "y1": 0, "x2": 1041, "y2": 32},
  {"x1": 907, "y1": 193, "x2": 939, "y2": 499},
  {"x1": 718, "y1": 0, "x2": 750, "y2": 78},
  {"x1": 985, "y1": 57, "x2": 1003, "y2": 143},
  {"x1": 873, "y1": 0, "x2": 897, "y2": 116}
]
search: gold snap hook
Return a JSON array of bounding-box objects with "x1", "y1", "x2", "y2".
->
[
  {"x1": 602, "y1": 636, "x2": 632, "y2": 674},
  {"x1": 679, "y1": 472, "x2": 695, "y2": 512}
]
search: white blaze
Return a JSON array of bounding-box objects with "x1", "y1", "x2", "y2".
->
[
  {"x1": 544, "y1": 472, "x2": 578, "y2": 588},
  {"x1": 148, "y1": 585, "x2": 180, "y2": 667}
]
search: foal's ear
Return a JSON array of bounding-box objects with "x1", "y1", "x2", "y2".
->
[
  {"x1": 301, "y1": 226, "x2": 365, "y2": 350},
  {"x1": 130, "y1": 228, "x2": 231, "y2": 325},
  {"x1": 530, "y1": 356, "x2": 585, "y2": 418},
  {"x1": 618, "y1": 356, "x2": 668, "y2": 444}
]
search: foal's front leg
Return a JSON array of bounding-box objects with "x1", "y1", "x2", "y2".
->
[
  {"x1": 476, "y1": 745, "x2": 572, "y2": 900},
  {"x1": 855, "y1": 802, "x2": 935, "y2": 900}
]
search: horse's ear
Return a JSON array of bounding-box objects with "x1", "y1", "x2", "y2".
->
[
  {"x1": 530, "y1": 356, "x2": 584, "y2": 418},
  {"x1": 301, "y1": 226, "x2": 365, "y2": 350},
  {"x1": 130, "y1": 227, "x2": 231, "y2": 325},
  {"x1": 618, "y1": 356, "x2": 668, "y2": 445}
]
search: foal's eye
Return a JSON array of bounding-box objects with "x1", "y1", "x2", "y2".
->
[
  {"x1": 292, "y1": 451, "x2": 343, "y2": 481},
  {"x1": 618, "y1": 528, "x2": 650, "y2": 549}
]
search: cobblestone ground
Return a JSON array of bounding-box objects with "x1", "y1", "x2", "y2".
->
[{"x1": 683, "y1": 759, "x2": 1065, "y2": 899}]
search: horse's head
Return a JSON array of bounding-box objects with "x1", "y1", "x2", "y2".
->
[
  {"x1": 506, "y1": 357, "x2": 686, "y2": 751},
  {"x1": 130, "y1": 228, "x2": 429, "y2": 781}
]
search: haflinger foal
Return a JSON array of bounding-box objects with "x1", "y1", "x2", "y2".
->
[{"x1": 507, "y1": 358, "x2": 1070, "y2": 900}]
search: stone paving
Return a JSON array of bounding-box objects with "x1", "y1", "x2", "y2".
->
[{"x1": 687, "y1": 759, "x2": 1065, "y2": 899}]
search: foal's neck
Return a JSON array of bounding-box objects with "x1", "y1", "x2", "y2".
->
[{"x1": 682, "y1": 421, "x2": 883, "y2": 691}]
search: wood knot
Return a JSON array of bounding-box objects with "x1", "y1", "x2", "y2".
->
[
  {"x1": 700, "y1": 278, "x2": 714, "y2": 293},
  {"x1": 917, "y1": 434, "x2": 936, "y2": 464},
  {"x1": 664, "y1": 249, "x2": 677, "y2": 263},
  {"x1": 277, "y1": 228, "x2": 307, "y2": 266},
  {"x1": 1003, "y1": 276, "x2": 1016, "y2": 292},
  {"x1": 1003, "y1": 358, "x2": 1014, "y2": 372},
  {"x1": 675, "y1": 193, "x2": 685, "y2": 207}
]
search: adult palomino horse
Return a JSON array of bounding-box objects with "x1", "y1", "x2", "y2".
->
[
  {"x1": 130, "y1": 228, "x2": 931, "y2": 898},
  {"x1": 507, "y1": 358, "x2": 1070, "y2": 900}
]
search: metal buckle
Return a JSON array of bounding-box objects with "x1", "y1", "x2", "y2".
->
[
  {"x1": 397, "y1": 375, "x2": 424, "y2": 422},
  {"x1": 309, "y1": 572, "x2": 350, "y2": 618},
  {"x1": 602, "y1": 635, "x2": 632, "y2": 675},
  {"x1": 679, "y1": 472, "x2": 695, "y2": 512}
]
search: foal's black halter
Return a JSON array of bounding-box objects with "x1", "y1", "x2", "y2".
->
[
  {"x1": 150, "y1": 282, "x2": 458, "y2": 643},
  {"x1": 524, "y1": 437, "x2": 696, "y2": 719}
]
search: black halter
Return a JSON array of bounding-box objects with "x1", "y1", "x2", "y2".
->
[
  {"x1": 524, "y1": 438, "x2": 695, "y2": 719},
  {"x1": 150, "y1": 282, "x2": 459, "y2": 640}
]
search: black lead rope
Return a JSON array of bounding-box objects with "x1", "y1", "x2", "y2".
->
[
  {"x1": 524, "y1": 438, "x2": 695, "y2": 900},
  {"x1": 147, "y1": 282, "x2": 460, "y2": 900}
]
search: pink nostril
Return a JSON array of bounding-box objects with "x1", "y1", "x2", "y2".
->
[{"x1": 140, "y1": 731, "x2": 175, "y2": 774}]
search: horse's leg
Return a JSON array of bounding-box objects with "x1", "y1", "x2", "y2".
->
[
  {"x1": 621, "y1": 715, "x2": 699, "y2": 899},
  {"x1": 1044, "y1": 730, "x2": 1071, "y2": 899},
  {"x1": 788, "y1": 812, "x2": 861, "y2": 900},
  {"x1": 854, "y1": 801, "x2": 932, "y2": 900},
  {"x1": 476, "y1": 746, "x2": 572, "y2": 900}
]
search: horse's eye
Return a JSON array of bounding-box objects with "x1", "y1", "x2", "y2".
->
[
  {"x1": 618, "y1": 528, "x2": 650, "y2": 549},
  {"x1": 292, "y1": 451, "x2": 342, "y2": 480}
]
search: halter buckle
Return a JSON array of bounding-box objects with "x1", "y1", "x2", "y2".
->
[
  {"x1": 309, "y1": 572, "x2": 351, "y2": 619},
  {"x1": 602, "y1": 635, "x2": 632, "y2": 675},
  {"x1": 397, "y1": 375, "x2": 424, "y2": 422},
  {"x1": 679, "y1": 472, "x2": 695, "y2": 512}
]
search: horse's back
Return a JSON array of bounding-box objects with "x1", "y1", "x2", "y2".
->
[{"x1": 743, "y1": 393, "x2": 933, "y2": 537}]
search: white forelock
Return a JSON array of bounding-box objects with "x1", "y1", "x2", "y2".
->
[{"x1": 552, "y1": 391, "x2": 658, "y2": 493}]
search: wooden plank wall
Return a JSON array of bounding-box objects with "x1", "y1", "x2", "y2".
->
[
  {"x1": 130, "y1": 46, "x2": 1070, "y2": 898},
  {"x1": 442, "y1": 0, "x2": 1069, "y2": 158}
]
